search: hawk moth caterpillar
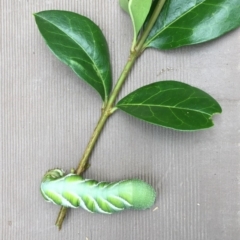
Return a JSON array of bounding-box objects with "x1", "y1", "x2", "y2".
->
[{"x1": 40, "y1": 169, "x2": 156, "y2": 214}]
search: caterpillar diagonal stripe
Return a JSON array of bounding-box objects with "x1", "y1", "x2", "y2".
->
[{"x1": 40, "y1": 169, "x2": 156, "y2": 214}]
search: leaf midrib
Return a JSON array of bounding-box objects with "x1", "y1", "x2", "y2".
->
[
  {"x1": 145, "y1": 0, "x2": 208, "y2": 46},
  {"x1": 118, "y1": 102, "x2": 215, "y2": 115}
]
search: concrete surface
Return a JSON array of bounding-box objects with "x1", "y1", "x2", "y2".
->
[{"x1": 1, "y1": 1, "x2": 240, "y2": 239}]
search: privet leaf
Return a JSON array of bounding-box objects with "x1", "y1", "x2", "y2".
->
[
  {"x1": 145, "y1": 0, "x2": 240, "y2": 49},
  {"x1": 34, "y1": 10, "x2": 112, "y2": 101},
  {"x1": 116, "y1": 81, "x2": 222, "y2": 131},
  {"x1": 128, "y1": 0, "x2": 152, "y2": 41}
]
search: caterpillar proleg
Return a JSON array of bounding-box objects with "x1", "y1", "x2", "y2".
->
[{"x1": 40, "y1": 169, "x2": 156, "y2": 214}]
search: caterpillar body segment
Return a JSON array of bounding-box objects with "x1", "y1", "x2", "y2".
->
[{"x1": 41, "y1": 169, "x2": 156, "y2": 214}]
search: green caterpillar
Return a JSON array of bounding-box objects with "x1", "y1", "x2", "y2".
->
[{"x1": 40, "y1": 169, "x2": 156, "y2": 214}]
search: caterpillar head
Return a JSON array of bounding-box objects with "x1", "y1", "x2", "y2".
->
[{"x1": 42, "y1": 168, "x2": 65, "y2": 182}]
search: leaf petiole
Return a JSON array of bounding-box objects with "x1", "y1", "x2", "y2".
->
[{"x1": 135, "y1": 0, "x2": 166, "y2": 52}]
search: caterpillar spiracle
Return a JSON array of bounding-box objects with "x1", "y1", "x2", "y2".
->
[{"x1": 40, "y1": 169, "x2": 156, "y2": 214}]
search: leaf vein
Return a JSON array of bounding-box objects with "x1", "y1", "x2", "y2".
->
[{"x1": 146, "y1": 0, "x2": 208, "y2": 45}]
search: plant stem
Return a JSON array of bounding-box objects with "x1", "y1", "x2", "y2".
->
[
  {"x1": 55, "y1": 51, "x2": 138, "y2": 230},
  {"x1": 55, "y1": 0, "x2": 166, "y2": 230},
  {"x1": 135, "y1": 0, "x2": 166, "y2": 52},
  {"x1": 76, "y1": 52, "x2": 139, "y2": 175}
]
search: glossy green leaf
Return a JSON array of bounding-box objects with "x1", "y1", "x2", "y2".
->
[
  {"x1": 34, "y1": 10, "x2": 112, "y2": 101},
  {"x1": 119, "y1": 0, "x2": 129, "y2": 13},
  {"x1": 116, "y1": 81, "x2": 222, "y2": 130},
  {"x1": 145, "y1": 0, "x2": 240, "y2": 49},
  {"x1": 129, "y1": 0, "x2": 152, "y2": 42}
]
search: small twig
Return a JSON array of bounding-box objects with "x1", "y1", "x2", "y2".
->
[{"x1": 55, "y1": 0, "x2": 167, "y2": 229}]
